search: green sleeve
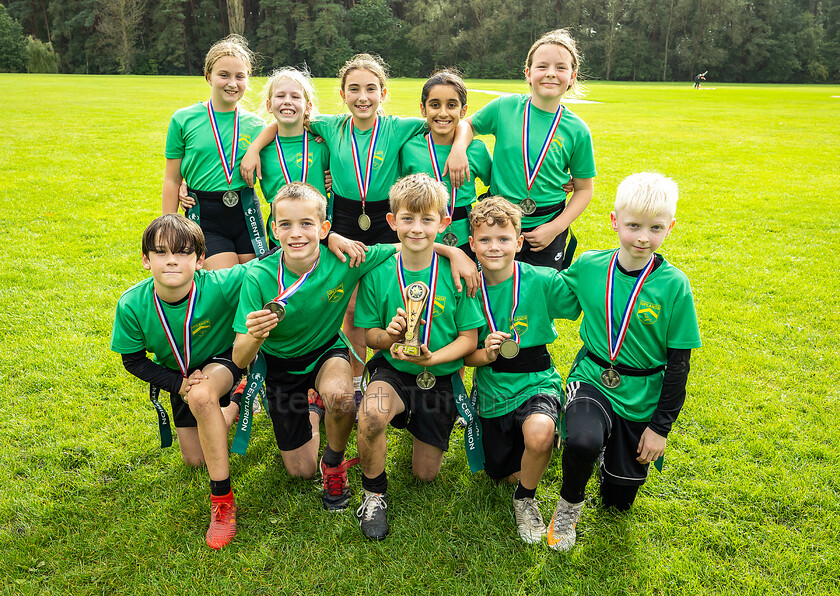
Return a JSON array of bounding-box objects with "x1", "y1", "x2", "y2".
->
[
  {"x1": 568, "y1": 124, "x2": 596, "y2": 179},
  {"x1": 111, "y1": 299, "x2": 146, "y2": 354},
  {"x1": 547, "y1": 269, "x2": 582, "y2": 321},
  {"x1": 233, "y1": 270, "x2": 265, "y2": 335},
  {"x1": 666, "y1": 284, "x2": 703, "y2": 350},
  {"x1": 468, "y1": 139, "x2": 493, "y2": 187},
  {"x1": 214, "y1": 264, "x2": 248, "y2": 310},
  {"x1": 164, "y1": 112, "x2": 185, "y2": 159},
  {"x1": 471, "y1": 97, "x2": 501, "y2": 136},
  {"x1": 390, "y1": 116, "x2": 426, "y2": 146},
  {"x1": 454, "y1": 289, "x2": 486, "y2": 332},
  {"x1": 354, "y1": 268, "x2": 386, "y2": 330},
  {"x1": 359, "y1": 244, "x2": 397, "y2": 276},
  {"x1": 308, "y1": 114, "x2": 346, "y2": 143}
]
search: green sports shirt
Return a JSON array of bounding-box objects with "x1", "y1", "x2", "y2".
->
[
  {"x1": 399, "y1": 135, "x2": 492, "y2": 246},
  {"x1": 562, "y1": 249, "x2": 702, "y2": 421},
  {"x1": 473, "y1": 263, "x2": 581, "y2": 418},
  {"x1": 165, "y1": 102, "x2": 265, "y2": 192},
  {"x1": 355, "y1": 255, "x2": 485, "y2": 377},
  {"x1": 111, "y1": 266, "x2": 247, "y2": 371},
  {"x1": 471, "y1": 94, "x2": 597, "y2": 228},
  {"x1": 309, "y1": 114, "x2": 425, "y2": 202},
  {"x1": 234, "y1": 243, "x2": 396, "y2": 373},
  {"x1": 257, "y1": 132, "x2": 329, "y2": 201}
]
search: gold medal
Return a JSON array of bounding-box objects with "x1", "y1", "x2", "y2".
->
[
  {"x1": 416, "y1": 369, "x2": 436, "y2": 390},
  {"x1": 499, "y1": 339, "x2": 520, "y2": 359},
  {"x1": 358, "y1": 213, "x2": 371, "y2": 231},
  {"x1": 264, "y1": 300, "x2": 286, "y2": 322},
  {"x1": 223, "y1": 190, "x2": 239, "y2": 207},
  {"x1": 600, "y1": 367, "x2": 621, "y2": 389},
  {"x1": 442, "y1": 231, "x2": 458, "y2": 247},
  {"x1": 520, "y1": 197, "x2": 536, "y2": 215}
]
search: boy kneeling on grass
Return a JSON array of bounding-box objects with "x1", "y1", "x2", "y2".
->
[
  {"x1": 548, "y1": 172, "x2": 702, "y2": 551},
  {"x1": 231, "y1": 182, "x2": 394, "y2": 512},
  {"x1": 464, "y1": 197, "x2": 581, "y2": 544},
  {"x1": 111, "y1": 214, "x2": 247, "y2": 549},
  {"x1": 353, "y1": 174, "x2": 485, "y2": 541}
]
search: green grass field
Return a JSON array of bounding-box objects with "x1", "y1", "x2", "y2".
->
[{"x1": 3, "y1": 74, "x2": 840, "y2": 595}]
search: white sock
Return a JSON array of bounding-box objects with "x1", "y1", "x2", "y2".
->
[{"x1": 353, "y1": 376, "x2": 362, "y2": 392}]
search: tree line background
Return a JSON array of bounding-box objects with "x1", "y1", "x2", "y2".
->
[{"x1": 2, "y1": 0, "x2": 838, "y2": 83}]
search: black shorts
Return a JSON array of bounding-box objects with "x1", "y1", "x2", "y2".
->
[
  {"x1": 188, "y1": 188, "x2": 255, "y2": 258},
  {"x1": 366, "y1": 358, "x2": 457, "y2": 451},
  {"x1": 480, "y1": 393, "x2": 560, "y2": 480},
  {"x1": 168, "y1": 347, "x2": 243, "y2": 428},
  {"x1": 565, "y1": 381, "x2": 651, "y2": 486},
  {"x1": 517, "y1": 219, "x2": 569, "y2": 272},
  {"x1": 264, "y1": 347, "x2": 350, "y2": 451},
  {"x1": 330, "y1": 193, "x2": 398, "y2": 245}
]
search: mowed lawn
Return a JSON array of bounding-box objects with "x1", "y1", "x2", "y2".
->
[{"x1": 2, "y1": 74, "x2": 840, "y2": 595}]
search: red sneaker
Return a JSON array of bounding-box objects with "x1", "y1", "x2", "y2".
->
[
  {"x1": 320, "y1": 456, "x2": 359, "y2": 511},
  {"x1": 206, "y1": 494, "x2": 237, "y2": 549}
]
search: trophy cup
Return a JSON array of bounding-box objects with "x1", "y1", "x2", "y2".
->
[{"x1": 393, "y1": 281, "x2": 430, "y2": 357}]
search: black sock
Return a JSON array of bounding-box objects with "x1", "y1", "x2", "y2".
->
[
  {"x1": 514, "y1": 482, "x2": 536, "y2": 500},
  {"x1": 362, "y1": 471, "x2": 388, "y2": 494},
  {"x1": 210, "y1": 476, "x2": 231, "y2": 497},
  {"x1": 323, "y1": 445, "x2": 345, "y2": 467}
]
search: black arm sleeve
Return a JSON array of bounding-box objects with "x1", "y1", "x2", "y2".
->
[
  {"x1": 648, "y1": 348, "x2": 692, "y2": 437},
  {"x1": 122, "y1": 350, "x2": 183, "y2": 396}
]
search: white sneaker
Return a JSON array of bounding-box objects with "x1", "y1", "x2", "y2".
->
[
  {"x1": 547, "y1": 497, "x2": 584, "y2": 551},
  {"x1": 512, "y1": 497, "x2": 546, "y2": 544}
]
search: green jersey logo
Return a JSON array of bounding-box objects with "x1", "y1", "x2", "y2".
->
[{"x1": 637, "y1": 301, "x2": 661, "y2": 325}]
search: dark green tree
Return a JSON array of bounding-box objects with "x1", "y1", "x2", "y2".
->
[{"x1": 0, "y1": 4, "x2": 27, "y2": 72}]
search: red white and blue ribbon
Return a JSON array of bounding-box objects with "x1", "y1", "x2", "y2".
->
[
  {"x1": 273, "y1": 250, "x2": 321, "y2": 307},
  {"x1": 605, "y1": 250, "x2": 655, "y2": 362},
  {"x1": 397, "y1": 252, "x2": 439, "y2": 348},
  {"x1": 522, "y1": 99, "x2": 563, "y2": 196},
  {"x1": 153, "y1": 283, "x2": 198, "y2": 378},
  {"x1": 350, "y1": 116, "x2": 381, "y2": 211},
  {"x1": 479, "y1": 262, "x2": 521, "y2": 345},
  {"x1": 206, "y1": 101, "x2": 239, "y2": 186},
  {"x1": 275, "y1": 133, "x2": 309, "y2": 185},
  {"x1": 426, "y1": 134, "x2": 458, "y2": 219}
]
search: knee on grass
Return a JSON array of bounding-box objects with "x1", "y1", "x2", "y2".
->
[{"x1": 600, "y1": 482, "x2": 639, "y2": 511}]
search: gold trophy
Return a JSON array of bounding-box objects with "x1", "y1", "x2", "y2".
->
[{"x1": 394, "y1": 281, "x2": 430, "y2": 357}]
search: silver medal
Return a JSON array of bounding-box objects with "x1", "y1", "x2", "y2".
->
[{"x1": 264, "y1": 300, "x2": 286, "y2": 322}]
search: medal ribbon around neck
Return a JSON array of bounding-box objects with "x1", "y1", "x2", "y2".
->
[
  {"x1": 274, "y1": 133, "x2": 309, "y2": 185},
  {"x1": 153, "y1": 283, "x2": 198, "y2": 378},
  {"x1": 272, "y1": 250, "x2": 320, "y2": 307},
  {"x1": 426, "y1": 134, "x2": 457, "y2": 219},
  {"x1": 397, "y1": 252, "x2": 439, "y2": 348},
  {"x1": 206, "y1": 101, "x2": 239, "y2": 186},
  {"x1": 479, "y1": 262, "x2": 521, "y2": 345},
  {"x1": 522, "y1": 99, "x2": 564, "y2": 196},
  {"x1": 605, "y1": 250, "x2": 656, "y2": 363},
  {"x1": 350, "y1": 117, "x2": 381, "y2": 211}
]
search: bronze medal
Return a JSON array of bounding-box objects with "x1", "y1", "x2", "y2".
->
[
  {"x1": 264, "y1": 300, "x2": 286, "y2": 322},
  {"x1": 499, "y1": 339, "x2": 520, "y2": 359},
  {"x1": 223, "y1": 190, "x2": 239, "y2": 207},
  {"x1": 442, "y1": 232, "x2": 458, "y2": 247},
  {"x1": 600, "y1": 367, "x2": 621, "y2": 389},
  {"x1": 416, "y1": 370, "x2": 436, "y2": 390},
  {"x1": 519, "y1": 197, "x2": 536, "y2": 215},
  {"x1": 358, "y1": 213, "x2": 371, "y2": 231}
]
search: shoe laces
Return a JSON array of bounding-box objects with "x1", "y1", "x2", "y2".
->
[
  {"x1": 211, "y1": 501, "x2": 232, "y2": 522},
  {"x1": 356, "y1": 492, "x2": 386, "y2": 521},
  {"x1": 519, "y1": 499, "x2": 543, "y2": 528},
  {"x1": 322, "y1": 457, "x2": 359, "y2": 495}
]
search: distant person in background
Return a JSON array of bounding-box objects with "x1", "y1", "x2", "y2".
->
[{"x1": 693, "y1": 71, "x2": 707, "y2": 89}]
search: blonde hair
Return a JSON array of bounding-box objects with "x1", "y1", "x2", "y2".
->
[
  {"x1": 469, "y1": 196, "x2": 523, "y2": 235},
  {"x1": 614, "y1": 172, "x2": 679, "y2": 220},
  {"x1": 389, "y1": 174, "x2": 448, "y2": 219},
  {"x1": 338, "y1": 53, "x2": 389, "y2": 113},
  {"x1": 261, "y1": 67, "x2": 319, "y2": 128},
  {"x1": 271, "y1": 182, "x2": 328, "y2": 223},
  {"x1": 204, "y1": 34, "x2": 254, "y2": 78},
  {"x1": 142, "y1": 214, "x2": 205, "y2": 257},
  {"x1": 525, "y1": 29, "x2": 585, "y2": 98}
]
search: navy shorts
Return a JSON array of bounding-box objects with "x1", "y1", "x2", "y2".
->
[
  {"x1": 480, "y1": 393, "x2": 560, "y2": 480},
  {"x1": 168, "y1": 347, "x2": 243, "y2": 428},
  {"x1": 366, "y1": 358, "x2": 457, "y2": 451}
]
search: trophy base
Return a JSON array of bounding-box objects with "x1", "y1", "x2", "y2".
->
[{"x1": 394, "y1": 343, "x2": 421, "y2": 356}]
